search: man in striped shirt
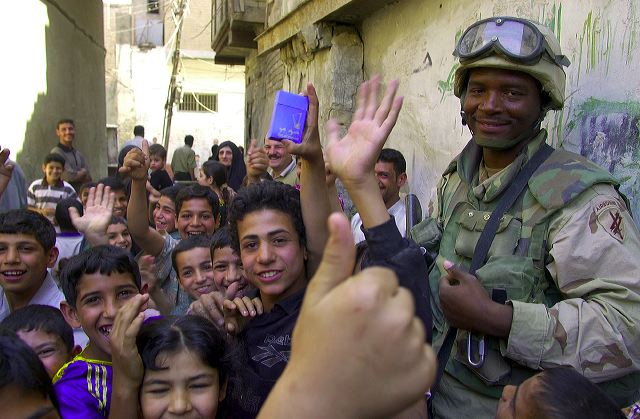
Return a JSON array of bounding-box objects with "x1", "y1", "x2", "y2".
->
[{"x1": 28, "y1": 153, "x2": 78, "y2": 226}]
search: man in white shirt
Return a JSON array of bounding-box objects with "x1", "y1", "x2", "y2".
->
[{"x1": 351, "y1": 148, "x2": 407, "y2": 244}]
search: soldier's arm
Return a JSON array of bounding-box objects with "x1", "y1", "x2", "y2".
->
[{"x1": 504, "y1": 184, "x2": 640, "y2": 381}]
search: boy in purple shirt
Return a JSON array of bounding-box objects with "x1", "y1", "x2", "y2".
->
[{"x1": 55, "y1": 246, "x2": 144, "y2": 418}]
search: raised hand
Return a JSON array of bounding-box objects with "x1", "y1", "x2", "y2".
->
[
  {"x1": 69, "y1": 183, "x2": 114, "y2": 246},
  {"x1": 325, "y1": 76, "x2": 403, "y2": 187},
  {"x1": 259, "y1": 213, "x2": 435, "y2": 418},
  {"x1": 120, "y1": 139, "x2": 150, "y2": 181},
  {"x1": 0, "y1": 147, "x2": 14, "y2": 198},
  {"x1": 282, "y1": 82, "x2": 323, "y2": 163},
  {"x1": 246, "y1": 138, "x2": 269, "y2": 182},
  {"x1": 110, "y1": 294, "x2": 148, "y2": 386}
]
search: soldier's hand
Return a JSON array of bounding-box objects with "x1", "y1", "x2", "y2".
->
[{"x1": 439, "y1": 260, "x2": 513, "y2": 338}]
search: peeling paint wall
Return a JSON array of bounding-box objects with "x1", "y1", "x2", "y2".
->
[{"x1": 359, "y1": 0, "x2": 640, "y2": 222}]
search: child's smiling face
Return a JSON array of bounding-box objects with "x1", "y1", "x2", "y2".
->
[
  {"x1": 212, "y1": 246, "x2": 248, "y2": 299},
  {"x1": 140, "y1": 349, "x2": 224, "y2": 419},
  {"x1": 237, "y1": 209, "x2": 307, "y2": 310},
  {"x1": 176, "y1": 247, "x2": 216, "y2": 299},
  {"x1": 62, "y1": 272, "x2": 139, "y2": 361}
]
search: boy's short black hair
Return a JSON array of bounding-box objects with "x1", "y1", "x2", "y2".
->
[
  {"x1": 184, "y1": 135, "x2": 194, "y2": 147},
  {"x1": 56, "y1": 118, "x2": 74, "y2": 128},
  {"x1": 228, "y1": 180, "x2": 305, "y2": 252},
  {"x1": 171, "y1": 235, "x2": 213, "y2": 276},
  {"x1": 110, "y1": 215, "x2": 127, "y2": 226},
  {"x1": 210, "y1": 225, "x2": 235, "y2": 254},
  {"x1": 175, "y1": 184, "x2": 219, "y2": 218},
  {"x1": 59, "y1": 245, "x2": 141, "y2": 309},
  {"x1": 160, "y1": 184, "x2": 185, "y2": 205},
  {"x1": 43, "y1": 153, "x2": 66, "y2": 167},
  {"x1": 98, "y1": 176, "x2": 126, "y2": 193},
  {"x1": 534, "y1": 367, "x2": 625, "y2": 418},
  {"x1": 98, "y1": 176, "x2": 130, "y2": 200},
  {"x1": 0, "y1": 305, "x2": 74, "y2": 352},
  {"x1": 0, "y1": 332, "x2": 59, "y2": 410},
  {"x1": 378, "y1": 148, "x2": 406, "y2": 176},
  {"x1": 55, "y1": 198, "x2": 83, "y2": 232},
  {"x1": 149, "y1": 143, "x2": 167, "y2": 160},
  {"x1": 0, "y1": 209, "x2": 56, "y2": 252}
]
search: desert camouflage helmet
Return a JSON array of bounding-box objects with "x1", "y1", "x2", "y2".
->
[{"x1": 453, "y1": 17, "x2": 570, "y2": 110}]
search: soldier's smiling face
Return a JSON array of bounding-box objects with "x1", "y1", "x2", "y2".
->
[{"x1": 463, "y1": 68, "x2": 542, "y2": 146}]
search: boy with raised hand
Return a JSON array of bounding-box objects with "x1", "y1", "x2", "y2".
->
[
  {"x1": 259, "y1": 212, "x2": 436, "y2": 418},
  {"x1": 56, "y1": 245, "x2": 146, "y2": 419},
  {"x1": 324, "y1": 76, "x2": 432, "y2": 340},
  {"x1": 189, "y1": 83, "x2": 329, "y2": 328},
  {"x1": 121, "y1": 140, "x2": 219, "y2": 314}
]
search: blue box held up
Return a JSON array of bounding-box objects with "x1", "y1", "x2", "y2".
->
[{"x1": 266, "y1": 90, "x2": 309, "y2": 144}]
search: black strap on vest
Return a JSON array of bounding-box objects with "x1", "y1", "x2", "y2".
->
[{"x1": 431, "y1": 143, "x2": 554, "y2": 394}]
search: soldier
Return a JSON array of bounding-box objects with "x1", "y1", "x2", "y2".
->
[{"x1": 412, "y1": 16, "x2": 640, "y2": 418}]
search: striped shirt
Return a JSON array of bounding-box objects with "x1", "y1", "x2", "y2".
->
[
  {"x1": 53, "y1": 351, "x2": 112, "y2": 419},
  {"x1": 27, "y1": 179, "x2": 78, "y2": 209},
  {"x1": 27, "y1": 179, "x2": 78, "y2": 219}
]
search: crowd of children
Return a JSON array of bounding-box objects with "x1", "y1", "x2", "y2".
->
[{"x1": 1, "y1": 47, "x2": 638, "y2": 418}]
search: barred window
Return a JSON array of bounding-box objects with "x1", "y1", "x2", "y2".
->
[
  {"x1": 147, "y1": 0, "x2": 160, "y2": 14},
  {"x1": 178, "y1": 93, "x2": 218, "y2": 112}
]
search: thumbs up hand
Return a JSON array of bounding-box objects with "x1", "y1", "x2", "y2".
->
[{"x1": 259, "y1": 213, "x2": 436, "y2": 418}]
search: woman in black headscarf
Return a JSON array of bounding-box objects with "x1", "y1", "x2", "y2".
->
[{"x1": 216, "y1": 140, "x2": 246, "y2": 191}]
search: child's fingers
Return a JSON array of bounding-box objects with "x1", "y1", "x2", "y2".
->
[
  {"x1": 231, "y1": 297, "x2": 249, "y2": 316},
  {"x1": 252, "y1": 297, "x2": 264, "y2": 315},
  {"x1": 223, "y1": 299, "x2": 237, "y2": 314}
]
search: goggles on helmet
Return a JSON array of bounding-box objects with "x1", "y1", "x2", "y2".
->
[{"x1": 454, "y1": 17, "x2": 570, "y2": 67}]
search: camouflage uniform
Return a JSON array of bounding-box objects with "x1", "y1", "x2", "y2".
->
[{"x1": 415, "y1": 130, "x2": 640, "y2": 418}]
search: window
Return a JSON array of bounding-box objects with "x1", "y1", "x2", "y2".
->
[
  {"x1": 179, "y1": 93, "x2": 218, "y2": 112},
  {"x1": 147, "y1": 0, "x2": 160, "y2": 14}
]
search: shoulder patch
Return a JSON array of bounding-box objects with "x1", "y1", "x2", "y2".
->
[{"x1": 594, "y1": 199, "x2": 625, "y2": 242}]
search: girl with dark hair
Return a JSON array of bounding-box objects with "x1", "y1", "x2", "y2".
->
[
  {"x1": 199, "y1": 160, "x2": 235, "y2": 226},
  {"x1": 216, "y1": 141, "x2": 246, "y2": 191},
  {"x1": 110, "y1": 308, "x2": 230, "y2": 419}
]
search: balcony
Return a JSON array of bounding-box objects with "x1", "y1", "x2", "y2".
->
[{"x1": 211, "y1": 0, "x2": 265, "y2": 65}]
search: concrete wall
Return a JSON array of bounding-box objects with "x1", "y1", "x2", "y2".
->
[
  {"x1": 3, "y1": 0, "x2": 107, "y2": 184},
  {"x1": 244, "y1": 49, "x2": 285, "y2": 142},
  {"x1": 249, "y1": 0, "x2": 640, "y2": 222}
]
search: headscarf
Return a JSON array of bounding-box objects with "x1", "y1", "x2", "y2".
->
[{"x1": 217, "y1": 141, "x2": 246, "y2": 190}]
